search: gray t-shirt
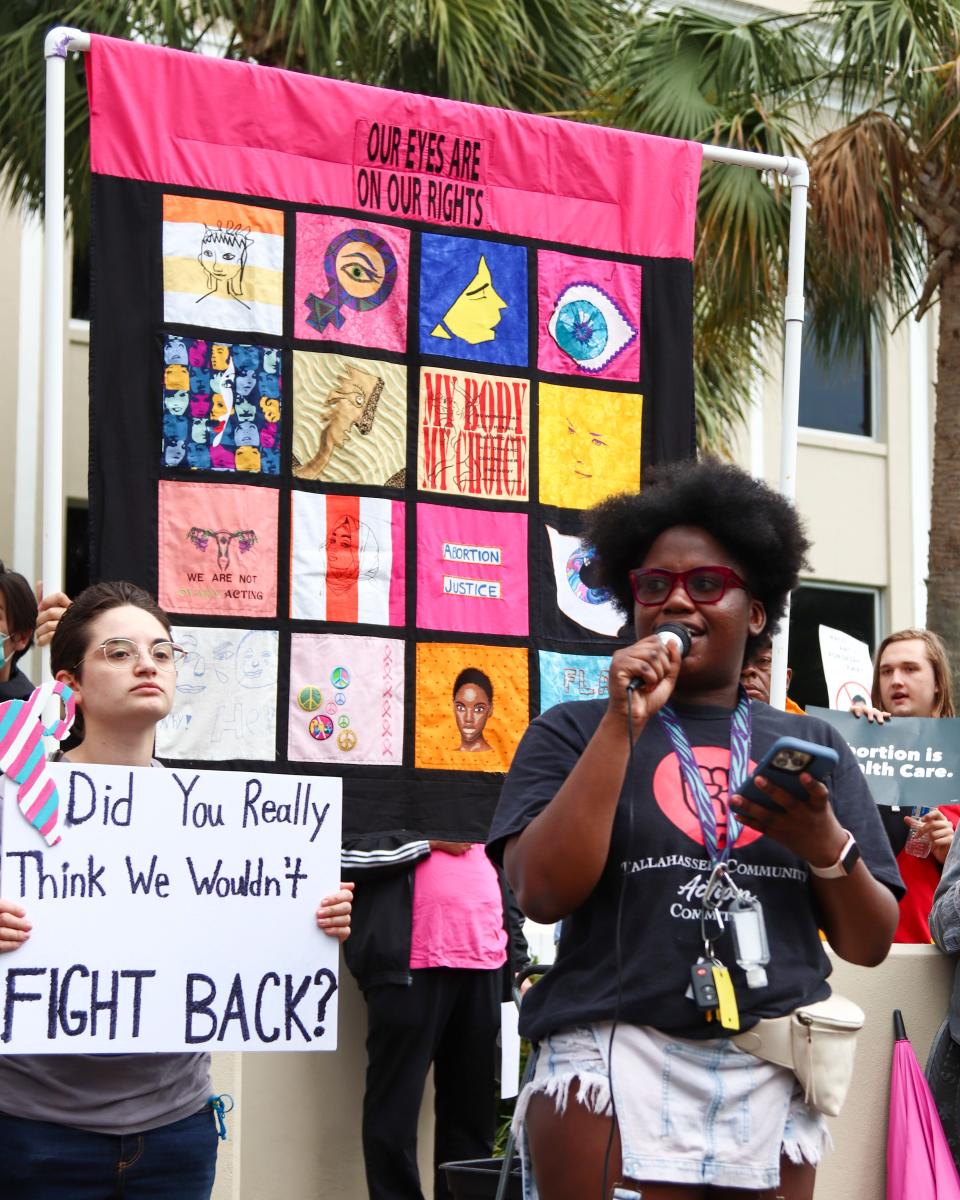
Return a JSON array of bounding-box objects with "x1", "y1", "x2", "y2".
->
[
  {"x1": 0, "y1": 754, "x2": 211, "y2": 1134},
  {"x1": 0, "y1": 1051, "x2": 211, "y2": 1134}
]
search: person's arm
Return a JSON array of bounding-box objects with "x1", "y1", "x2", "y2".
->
[
  {"x1": 340, "y1": 832, "x2": 432, "y2": 881},
  {"x1": 504, "y1": 635, "x2": 681, "y2": 924},
  {"x1": 730, "y1": 773, "x2": 898, "y2": 966},
  {"x1": 35, "y1": 587, "x2": 71, "y2": 647},
  {"x1": 915, "y1": 808, "x2": 956, "y2": 865},
  {"x1": 315, "y1": 882, "x2": 354, "y2": 942},
  {"x1": 0, "y1": 898, "x2": 30, "y2": 952},
  {"x1": 502, "y1": 875, "x2": 531, "y2": 976},
  {"x1": 849, "y1": 701, "x2": 891, "y2": 724},
  {"x1": 428, "y1": 841, "x2": 471, "y2": 856},
  {"x1": 931, "y1": 832, "x2": 960, "y2": 952}
]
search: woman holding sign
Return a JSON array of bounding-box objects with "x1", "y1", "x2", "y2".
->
[
  {"x1": 0, "y1": 580, "x2": 353, "y2": 1198},
  {"x1": 488, "y1": 461, "x2": 902, "y2": 1200},
  {"x1": 851, "y1": 628, "x2": 960, "y2": 943}
]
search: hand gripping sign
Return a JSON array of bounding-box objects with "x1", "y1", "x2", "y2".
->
[{"x1": 0, "y1": 682, "x2": 76, "y2": 846}]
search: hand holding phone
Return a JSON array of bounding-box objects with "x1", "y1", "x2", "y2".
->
[{"x1": 738, "y1": 737, "x2": 839, "y2": 811}]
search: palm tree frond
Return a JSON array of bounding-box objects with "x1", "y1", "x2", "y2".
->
[{"x1": 809, "y1": 111, "x2": 914, "y2": 297}]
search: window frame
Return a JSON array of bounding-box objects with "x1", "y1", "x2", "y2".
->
[
  {"x1": 786, "y1": 580, "x2": 884, "y2": 710},
  {"x1": 797, "y1": 322, "x2": 882, "y2": 442}
]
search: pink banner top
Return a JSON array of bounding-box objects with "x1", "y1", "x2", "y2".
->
[{"x1": 86, "y1": 35, "x2": 701, "y2": 260}]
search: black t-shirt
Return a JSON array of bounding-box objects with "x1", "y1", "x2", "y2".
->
[
  {"x1": 487, "y1": 699, "x2": 903, "y2": 1042},
  {"x1": 0, "y1": 667, "x2": 34, "y2": 703}
]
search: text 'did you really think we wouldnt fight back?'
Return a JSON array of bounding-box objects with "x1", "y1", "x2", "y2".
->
[{"x1": 0, "y1": 764, "x2": 342, "y2": 1053}]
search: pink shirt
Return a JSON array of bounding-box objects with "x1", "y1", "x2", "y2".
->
[{"x1": 409, "y1": 844, "x2": 509, "y2": 970}]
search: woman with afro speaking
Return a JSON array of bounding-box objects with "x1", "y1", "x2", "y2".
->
[{"x1": 488, "y1": 460, "x2": 902, "y2": 1200}]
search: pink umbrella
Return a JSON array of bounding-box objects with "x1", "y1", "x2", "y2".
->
[{"x1": 888, "y1": 1010, "x2": 960, "y2": 1199}]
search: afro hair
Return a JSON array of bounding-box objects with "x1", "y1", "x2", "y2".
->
[{"x1": 581, "y1": 459, "x2": 810, "y2": 655}]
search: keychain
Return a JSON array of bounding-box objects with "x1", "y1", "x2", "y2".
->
[
  {"x1": 689, "y1": 862, "x2": 764, "y2": 1024},
  {"x1": 687, "y1": 957, "x2": 739, "y2": 1028},
  {"x1": 710, "y1": 961, "x2": 740, "y2": 1030},
  {"x1": 689, "y1": 959, "x2": 719, "y2": 1017},
  {"x1": 660, "y1": 694, "x2": 758, "y2": 1027},
  {"x1": 688, "y1": 863, "x2": 728, "y2": 1023}
]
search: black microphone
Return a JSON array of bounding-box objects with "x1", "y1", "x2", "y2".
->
[{"x1": 626, "y1": 623, "x2": 692, "y2": 692}]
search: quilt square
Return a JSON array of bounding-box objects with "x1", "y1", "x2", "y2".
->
[
  {"x1": 538, "y1": 650, "x2": 611, "y2": 712},
  {"x1": 418, "y1": 234, "x2": 528, "y2": 367},
  {"x1": 156, "y1": 625, "x2": 279, "y2": 761},
  {"x1": 543, "y1": 524, "x2": 625, "y2": 639},
  {"x1": 538, "y1": 384, "x2": 642, "y2": 509},
  {"x1": 537, "y1": 250, "x2": 641, "y2": 382},
  {"x1": 292, "y1": 352, "x2": 406, "y2": 486},
  {"x1": 417, "y1": 367, "x2": 529, "y2": 501},
  {"x1": 414, "y1": 642, "x2": 528, "y2": 773},
  {"x1": 415, "y1": 505, "x2": 527, "y2": 637},
  {"x1": 294, "y1": 213, "x2": 410, "y2": 352},
  {"x1": 162, "y1": 335, "x2": 281, "y2": 474},
  {"x1": 162, "y1": 195, "x2": 284, "y2": 335},
  {"x1": 287, "y1": 634, "x2": 404, "y2": 766},
  {"x1": 157, "y1": 480, "x2": 279, "y2": 618},
  {"x1": 291, "y1": 492, "x2": 406, "y2": 625}
]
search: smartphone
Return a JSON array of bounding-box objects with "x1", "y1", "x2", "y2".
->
[{"x1": 738, "y1": 737, "x2": 839, "y2": 810}]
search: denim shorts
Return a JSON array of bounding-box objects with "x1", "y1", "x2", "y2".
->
[{"x1": 513, "y1": 1023, "x2": 829, "y2": 1196}]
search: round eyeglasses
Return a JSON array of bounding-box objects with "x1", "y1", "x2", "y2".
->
[
  {"x1": 629, "y1": 566, "x2": 748, "y2": 606},
  {"x1": 75, "y1": 638, "x2": 187, "y2": 671}
]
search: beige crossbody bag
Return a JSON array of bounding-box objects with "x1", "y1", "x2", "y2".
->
[{"x1": 732, "y1": 993, "x2": 865, "y2": 1117}]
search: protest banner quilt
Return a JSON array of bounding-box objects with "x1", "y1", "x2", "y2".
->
[{"x1": 85, "y1": 35, "x2": 701, "y2": 838}]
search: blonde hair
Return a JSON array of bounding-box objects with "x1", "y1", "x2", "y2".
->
[{"x1": 871, "y1": 628, "x2": 955, "y2": 718}]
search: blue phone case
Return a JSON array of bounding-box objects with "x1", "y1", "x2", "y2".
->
[{"x1": 738, "y1": 736, "x2": 839, "y2": 810}]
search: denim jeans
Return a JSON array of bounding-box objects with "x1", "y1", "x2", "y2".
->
[{"x1": 0, "y1": 1106, "x2": 219, "y2": 1199}]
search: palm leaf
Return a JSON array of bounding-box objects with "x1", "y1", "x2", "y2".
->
[
  {"x1": 598, "y1": 5, "x2": 818, "y2": 446},
  {"x1": 807, "y1": 110, "x2": 918, "y2": 325},
  {"x1": 0, "y1": 0, "x2": 228, "y2": 234}
]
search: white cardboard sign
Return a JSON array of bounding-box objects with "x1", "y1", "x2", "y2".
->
[
  {"x1": 818, "y1": 624, "x2": 875, "y2": 711},
  {"x1": 0, "y1": 763, "x2": 341, "y2": 1053}
]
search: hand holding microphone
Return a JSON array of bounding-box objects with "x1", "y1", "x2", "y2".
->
[
  {"x1": 606, "y1": 623, "x2": 692, "y2": 726},
  {"x1": 625, "y1": 624, "x2": 692, "y2": 692}
]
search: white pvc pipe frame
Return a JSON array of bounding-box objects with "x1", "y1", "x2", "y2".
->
[{"x1": 42, "y1": 27, "x2": 808, "y2": 706}]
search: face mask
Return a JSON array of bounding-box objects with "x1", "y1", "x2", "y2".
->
[{"x1": 0, "y1": 634, "x2": 12, "y2": 673}]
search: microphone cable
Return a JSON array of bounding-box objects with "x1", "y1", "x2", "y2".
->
[
  {"x1": 600, "y1": 693, "x2": 641, "y2": 1200},
  {"x1": 602, "y1": 638, "x2": 689, "y2": 1198}
]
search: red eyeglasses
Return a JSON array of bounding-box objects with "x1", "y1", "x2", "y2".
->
[{"x1": 629, "y1": 566, "x2": 748, "y2": 606}]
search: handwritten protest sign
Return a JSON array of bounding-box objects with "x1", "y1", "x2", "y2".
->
[
  {"x1": 0, "y1": 763, "x2": 341, "y2": 1053},
  {"x1": 809, "y1": 707, "x2": 960, "y2": 808},
  {"x1": 818, "y1": 625, "x2": 874, "y2": 711}
]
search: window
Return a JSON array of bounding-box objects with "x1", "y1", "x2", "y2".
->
[
  {"x1": 70, "y1": 240, "x2": 90, "y2": 323},
  {"x1": 65, "y1": 500, "x2": 89, "y2": 600},
  {"x1": 798, "y1": 322, "x2": 875, "y2": 437},
  {"x1": 786, "y1": 582, "x2": 880, "y2": 709},
  {"x1": 70, "y1": 205, "x2": 91, "y2": 323}
]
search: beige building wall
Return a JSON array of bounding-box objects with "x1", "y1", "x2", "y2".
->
[
  {"x1": 1, "y1": 210, "x2": 89, "y2": 601},
  {"x1": 209, "y1": 970, "x2": 437, "y2": 1200},
  {"x1": 0, "y1": 206, "x2": 24, "y2": 549},
  {"x1": 732, "y1": 302, "x2": 935, "y2": 637}
]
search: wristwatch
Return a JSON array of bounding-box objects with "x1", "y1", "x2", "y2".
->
[{"x1": 809, "y1": 829, "x2": 860, "y2": 879}]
